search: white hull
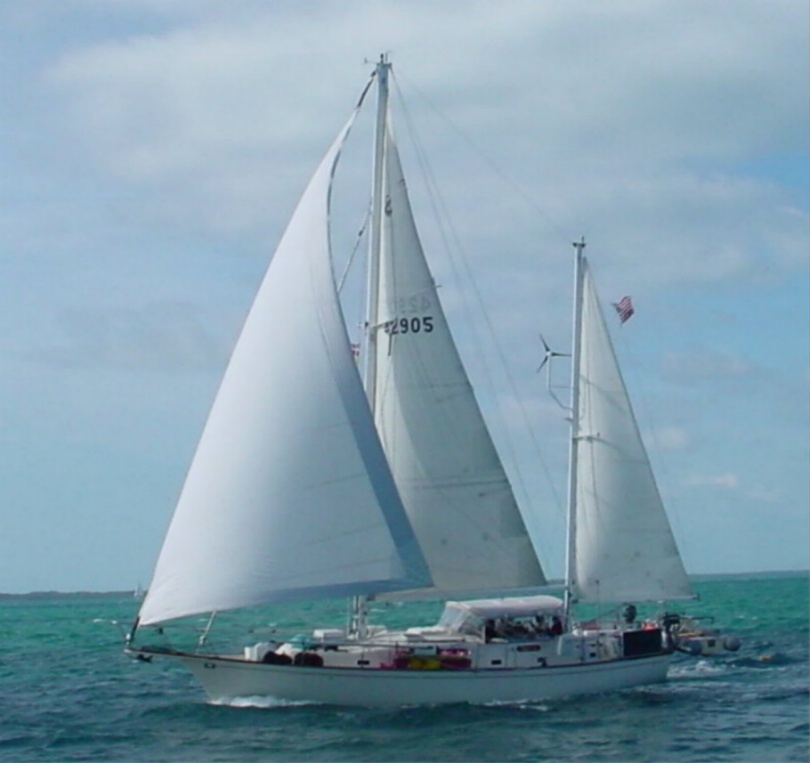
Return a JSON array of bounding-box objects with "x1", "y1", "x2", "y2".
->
[{"x1": 177, "y1": 651, "x2": 671, "y2": 706}]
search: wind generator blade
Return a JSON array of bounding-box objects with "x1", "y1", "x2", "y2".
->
[{"x1": 536, "y1": 333, "x2": 569, "y2": 372}]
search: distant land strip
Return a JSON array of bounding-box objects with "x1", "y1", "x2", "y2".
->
[{"x1": 0, "y1": 590, "x2": 137, "y2": 600}]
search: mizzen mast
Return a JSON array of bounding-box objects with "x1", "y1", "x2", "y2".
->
[{"x1": 563, "y1": 237, "x2": 586, "y2": 619}]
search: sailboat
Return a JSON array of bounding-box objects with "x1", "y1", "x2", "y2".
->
[{"x1": 125, "y1": 57, "x2": 737, "y2": 706}]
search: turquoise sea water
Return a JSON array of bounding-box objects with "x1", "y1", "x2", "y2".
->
[{"x1": 1, "y1": 572, "x2": 807, "y2": 762}]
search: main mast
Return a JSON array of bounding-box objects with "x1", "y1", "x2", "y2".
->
[
  {"x1": 362, "y1": 54, "x2": 390, "y2": 413},
  {"x1": 349, "y1": 54, "x2": 391, "y2": 639},
  {"x1": 563, "y1": 237, "x2": 586, "y2": 620}
]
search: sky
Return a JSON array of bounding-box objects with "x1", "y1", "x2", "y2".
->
[{"x1": 1, "y1": 0, "x2": 807, "y2": 594}]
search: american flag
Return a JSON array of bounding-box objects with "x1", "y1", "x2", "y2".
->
[{"x1": 613, "y1": 296, "x2": 635, "y2": 324}]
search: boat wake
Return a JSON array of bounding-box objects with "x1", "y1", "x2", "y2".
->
[
  {"x1": 481, "y1": 699, "x2": 553, "y2": 712},
  {"x1": 729, "y1": 652, "x2": 800, "y2": 668},
  {"x1": 669, "y1": 658, "x2": 730, "y2": 679},
  {"x1": 210, "y1": 695, "x2": 317, "y2": 709}
]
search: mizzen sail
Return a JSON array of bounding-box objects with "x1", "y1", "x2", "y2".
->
[{"x1": 573, "y1": 261, "x2": 691, "y2": 603}]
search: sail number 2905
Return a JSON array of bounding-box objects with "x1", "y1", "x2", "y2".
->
[{"x1": 383, "y1": 316, "x2": 435, "y2": 335}]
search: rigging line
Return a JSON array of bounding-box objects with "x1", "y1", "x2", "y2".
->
[
  {"x1": 335, "y1": 67, "x2": 380, "y2": 349},
  {"x1": 393, "y1": 74, "x2": 566, "y2": 532},
  {"x1": 392, "y1": 68, "x2": 574, "y2": 248},
  {"x1": 355, "y1": 69, "x2": 377, "y2": 111},
  {"x1": 336, "y1": 201, "x2": 372, "y2": 294},
  {"x1": 390, "y1": 73, "x2": 567, "y2": 550}
]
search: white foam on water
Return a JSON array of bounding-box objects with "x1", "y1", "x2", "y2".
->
[
  {"x1": 669, "y1": 658, "x2": 728, "y2": 678},
  {"x1": 209, "y1": 694, "x2": 317, "y2": 709}
]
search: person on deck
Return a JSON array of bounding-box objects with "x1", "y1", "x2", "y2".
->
[
  {"x1": 533, "y1": 615, "x2": 548, "y2": 637},
  {"x1": 484, "y1": 620, "x2": 497, "y2": 642}
]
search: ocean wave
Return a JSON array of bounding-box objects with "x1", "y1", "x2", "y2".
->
[{"x1": 729, "y1": 652, "x2": 804, "y2": 668}]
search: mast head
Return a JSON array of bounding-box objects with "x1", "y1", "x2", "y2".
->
[{"x1": 375, "y1": 52, "x2": 392, "y2": 78}]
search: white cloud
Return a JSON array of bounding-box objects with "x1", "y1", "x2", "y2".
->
[
  {"x1": 685, "y1": 473, "x2": 740, "y2": 490},
  {"x1": 1, "y1": 0, "x2": 806, "y2": 590},
  {"x1": 38, "y1": 0, "x2": 807, "y2": 287},
  {"x1": 27, "y1": 303, "x2": 231, "y2": 372},
  {"x1": 661, "y1": 350, "x2": 762, "y2": 384},
  {"x1": 649, "y1": 426, "x2": 690, "y2": 451}
]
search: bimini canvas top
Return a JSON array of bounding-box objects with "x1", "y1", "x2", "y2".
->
[
  {"x1": 435, "y1": 595, "x2": 565, "y2": 634},
  {"x1": 445, "y1": 595, "x2": 564, "y2": 620}
]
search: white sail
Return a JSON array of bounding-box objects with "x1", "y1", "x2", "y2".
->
[
  {"x1": 138, "y1": 114, "x2": 431, "y2": 627},
  {"x1": 370, "y1": 121, "x2": 546, "y2": 596},
  {"x1": 574, "y1": 261, "x2": 691, "y2": 603}
]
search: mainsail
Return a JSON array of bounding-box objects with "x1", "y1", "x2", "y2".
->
[
  {"x1": 573, "y1": 260, "x2": 691, "y2": 603},
  {"x1": 370, "y1": 120, "x2": 546, "y2": 596},
  {"x1": 138, "y1": 111, "x2": 431, "y2": 627}
]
